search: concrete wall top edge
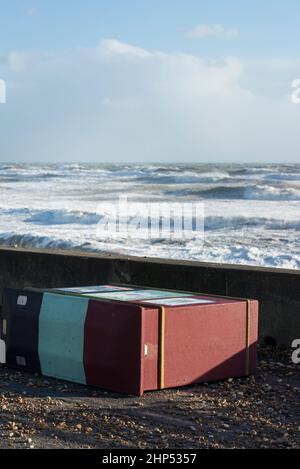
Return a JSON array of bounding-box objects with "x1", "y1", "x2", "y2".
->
[{"x1": 0, "y1": 246, "x2": 299, "y2": 277}]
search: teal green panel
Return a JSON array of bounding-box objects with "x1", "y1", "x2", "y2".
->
[{"x1": 38, "y1": 293, "x2": 88, "y2": 384}]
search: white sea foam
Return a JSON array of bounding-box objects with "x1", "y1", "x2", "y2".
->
[{"x1": 0, "y1": 163, "x2": 299, "y2": 269}]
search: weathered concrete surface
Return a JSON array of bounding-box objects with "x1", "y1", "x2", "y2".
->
[{"x1": 0, "y1": 246, "x2": 299, "y2": 347}]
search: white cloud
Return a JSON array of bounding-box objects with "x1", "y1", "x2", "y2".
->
[
  {"x1": 97, "y1": 39, "x2": 153, "y2": 60},
  {"x1": 0, "y1": 39, "x2": 299, "y2": 163},
  {"x1": 6, "y1": 51, "x2": 43, "y2": 72},
  {"x1": 7, "y1": 52, "x2": 29, "y2": 72},
  {"x1": 26, "y1": 7, "x2": 37, "y2": 17},
  {"x1": 186, "y1": 24, "x2": 239, "y2": 39}
]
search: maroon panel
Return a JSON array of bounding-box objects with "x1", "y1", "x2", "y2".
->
[
  {"x1": 163, "y1": 300, "x2": 258, "y2": 389},
  {"x1": 84, "y1": 300, "x2": 145, "y2": 396}
]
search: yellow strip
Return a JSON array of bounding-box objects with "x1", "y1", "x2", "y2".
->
[
  {"x1": 159, "y1": 307, "x2": 166, "y2": 390},
  {"x1": 245, "y1": 300, "x2": 251, "y2": 376}
]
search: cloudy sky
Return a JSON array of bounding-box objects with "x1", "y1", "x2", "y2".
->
[{"x1": 0, "y1": 0, "x2": 300, "y2": 163}]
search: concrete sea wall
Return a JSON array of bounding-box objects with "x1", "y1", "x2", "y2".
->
[{"x1": 0, "y1": 246, "x2": 298, "y2": 347}]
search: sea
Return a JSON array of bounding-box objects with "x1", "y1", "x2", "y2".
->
[{"x1": 0, "y1": 163, "x2": 300, "y2": 270}]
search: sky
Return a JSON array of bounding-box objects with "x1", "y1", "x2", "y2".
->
[{"x1": 0, "y1": 0, "x2": 300, "y2": 163}]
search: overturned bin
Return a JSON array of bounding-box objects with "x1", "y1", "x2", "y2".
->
[{"x1": 0, "y1": 285, "x2": 259, "y2": 396}]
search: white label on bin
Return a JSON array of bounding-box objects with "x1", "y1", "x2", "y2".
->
[
  {"x1": 17, "y1": 296, "x2": 27, "y2": 306},
  {"x1": 83, "y1": 289, "x2": 192, "y2": 301},
  {"x1": 141, "y1": 297, "x2": 216, "y2": 306},
  {"x1": 144, "y1": 345, "x2": 148, "y2": 356},
  {"x1": 55, "y1": 285, "x2": 132, "y2": 294},
  {"x1": 16, "y1": 356, "x2": 26, "y2": 367},
  {"x1": 0, "y1": 340, "x2": 6, "y2": 364}
]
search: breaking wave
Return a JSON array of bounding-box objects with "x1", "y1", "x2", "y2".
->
[
  {"x1": 25, "y1": 209, "x2": 101, "y2": 226},
  {"x1": 170, "y1": 185, "x2": 300, "y2": 201},
  {"x1": 1, "y1": 163, "x2": 300, "y2": 269}
]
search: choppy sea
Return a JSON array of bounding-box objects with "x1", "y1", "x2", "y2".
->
[{"x1": 0, "y1": 163, "x2": 300, "y2": 269}]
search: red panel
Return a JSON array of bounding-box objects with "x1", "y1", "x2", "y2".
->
[
  {"x1": 163, "y1": 300, "x2": 258, "y2": 389},
  {"x1": 84, "y1": 300, "x2": 145, "y2": 396}
]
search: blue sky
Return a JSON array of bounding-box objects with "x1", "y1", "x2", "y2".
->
[
  {"x1": 1, "y1": 0, "x2": 300, "y2": 57},
  {"x1": 0, "y1": 1, "x2": 300, "y2": 162}
]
